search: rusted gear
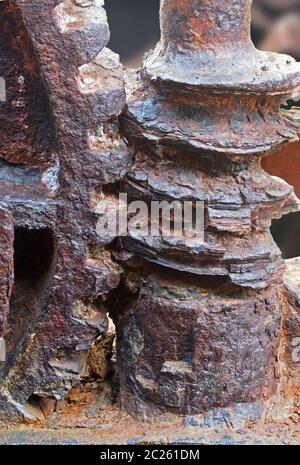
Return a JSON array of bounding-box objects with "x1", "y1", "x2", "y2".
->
[
  {"x1": 0, "y1": 0, "x2": 131, "y2": 423},
  {"x1": 116, "y1": 0, "x2": 300, "y2": 418}
]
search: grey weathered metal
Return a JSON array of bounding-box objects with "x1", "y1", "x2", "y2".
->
[{"x1": 116, "y1": 0, "x2": 300, "y2": 418}]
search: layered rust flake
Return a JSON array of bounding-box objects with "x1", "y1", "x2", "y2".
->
[
  {"x1": 0, "y1": 0, "x2": 299, "y2": 432},
  {"x1": 116, "y1": 0, "x2": 300, "y2": 418}
]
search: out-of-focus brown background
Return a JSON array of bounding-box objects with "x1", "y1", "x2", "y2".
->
[
  {"x1": 105, "y1": 0, "x2": 300, "y2": 66},
  {"x1": 105, "y1": 0, "x2": 300, "y2": 258}
]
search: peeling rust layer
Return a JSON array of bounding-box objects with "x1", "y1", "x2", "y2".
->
[
  {"x1": 0, "y1": 0, "x2": 299, "y2": 435},
  {"x1": 116, "y1": 273, "x2": 282, "y2": 417},
  {"x1": 0, "y1": 209, "x2": 13, "y2": 343},
  {"x1": 116, "y1": 0, "x2": 300, "y2": 418}
]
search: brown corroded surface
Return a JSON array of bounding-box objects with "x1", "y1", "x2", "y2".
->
[
  {"x1": 115, "y1": 0, "x2": 300, "y2": 418},
  {"x1": 0, "y1": 0, "x2": 131, "y2": 424},
  {"x1": 116, "y1": 273, "x2": 282, "y2": 417},
  {"x1": 280, "y1": 258, "x2": 300, "y2": 414},
  {"x1": 0, "y1": 208, "x2": 14, "y2": 357},
  {"x1": 0, "y1": 0, "x2": 299, "y2": 444}
]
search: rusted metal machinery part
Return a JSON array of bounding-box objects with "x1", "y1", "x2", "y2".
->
[
  {"x1": 116, "y1": 0, "x2": 300, "y2": 418},
  {"x1": 0, "y1": 0, "x2": 299, "y2": 436},
  {"x1": 0, "y1": 0, "x2": 132, "y2": 424}
]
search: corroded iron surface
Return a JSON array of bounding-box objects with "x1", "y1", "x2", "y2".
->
[
  {"x1": 0, "y1": 0, "x2": 299, "y2": 436},
  {"x1": 116, "y1": 0, "x2": 300, "y2": 418},
  {"x1": 0, "y1": 0, "x2": 131, "y2": 424}
]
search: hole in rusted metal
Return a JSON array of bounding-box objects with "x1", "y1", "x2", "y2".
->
[
  {"x1": 13, "y1": 228, "x2": 54, "y2": 281},
  {"x1": 280, "y1": 97, "x2": 300, "y2": 110},
  {"x1": 5, "y1": 229, "x2": 55, "y2": 370}
]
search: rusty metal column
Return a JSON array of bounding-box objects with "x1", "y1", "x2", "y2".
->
[
  {"x1": 0, "y1": 209, "x2": 13, "y2": 367},
  {"x1": 117, "y1": 0, "x2": 300, "y2": 418}
]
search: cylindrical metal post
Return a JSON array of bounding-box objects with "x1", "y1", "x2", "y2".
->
[{"x1": 118, "y1": 0, "x2": 300, "y2": 418}]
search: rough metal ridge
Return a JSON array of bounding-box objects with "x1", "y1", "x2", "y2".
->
[
  {"x1": 115, "y1": 0, "x2": 300, "y2": 418},
  {"x1": 0, "y1": 0, "x2": 299, "y2": 427},
  {"x1": 0, "y1": 0, "x2": 131, "y2": 424}
]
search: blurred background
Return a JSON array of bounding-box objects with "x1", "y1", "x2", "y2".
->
[
  {"x1": 105, "y1": 0, "x2": 300, "y2": 259},
  {"x1": 105, "y1": 0, "x2": 300, "y2": 66}
]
